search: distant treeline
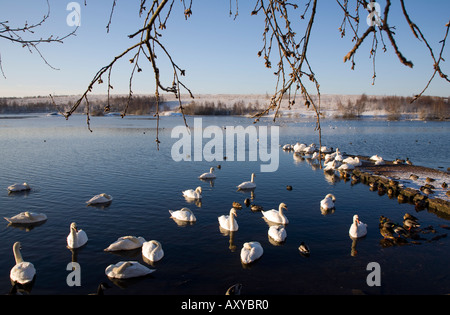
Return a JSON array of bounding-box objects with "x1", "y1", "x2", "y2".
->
[
  {"x1": 182, "y1": 100, "x2": 263, "y2": 116},
  {"x1": 335, "y1": 94, "x2": 450, "y2": 120},
  {"x1": 0, "y1": 95, "x2": 169, "y2": 115}
]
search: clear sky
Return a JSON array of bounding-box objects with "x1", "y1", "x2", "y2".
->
[{"x1": 0, "y1": 0, "x2": 449, "y2": 98}]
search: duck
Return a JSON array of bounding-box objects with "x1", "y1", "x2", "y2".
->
[
  {"x1": 237, "y1": 173, "x2": 256, "y2": 190},
  {"x1": 250, "y1": 204, "x2": 263, "y2": 212},
  {"x1": 218, "y1": 208, "x2": 239, "y2": 232},
  {"x1": 7, "y1": 183, "x2": 31, "y2": 192},
  {"x1": 104, "y1": 236, "x2": 146, "y2": 252},
  {"x1": 240, "y1": 242, "x2": 263, "y2": 264},
  {"x1": 105, "y1": 261, "x2": 155, "y2": 279},
  {"x1": 86, "y1": 193, "x2": 113, "y2": 205},
  {"x1": 169, "y1": 208, "x2": 196, "y2": 222},
  {"x1": 182, "y1": 187, "x2": 202, "y2": 199},
  {"x1": 10, "y1": 242, "x2": 36, "y2": 285},
  {"x1": 268, "y1": 225, "x2": 287, "y2": 243},
  {"x1": 379, "y1": 222, "x2": 396, "y2": 240},
  {"x1": 4, "y1": 211, "x2": 47, "y2": 224},
  {"x1": 142, "y1": 240, "x2": 164, "y2": 262},
  {"x1": 199, "y1": 167, "x2": 216, "y2": 179},
  {"x1": 262, "y1": 203, "x2": 289, "y2": 224},
  {"x1": 349, "y1": 214, "x2": 367, "y2": 239},
  {"x1": 403, "y1": 213, "x2": 419, "y2": 222},
  {"x1": 89, "y1": 282, "x2": 111, "y2": 295},
  {"x1": 403, "y1": 218, "x2": 420, "y2": 230},
  {"x1": 298, "y1": 242, "x2": 310, "y2": 256},
  {"x1": 225, "y1": 283, "x2": 242, "y2": 295},
  {"x1": 320, "y1": 194, "x2": 336, "y2": 210},
  {"x1": 232, "y1": 202, "x2": 242, "y2": 209},
  {"x1": 66, "y1": 222, "x2": 88, "y2": 249}
]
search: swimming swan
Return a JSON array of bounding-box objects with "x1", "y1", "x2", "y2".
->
[
  {"x1": 218, "y1": 208, "x2": 239, "y2": 232},
  {"x1": 86, "y1": 193, "x2": 113, "y2": 205},
  {"x1": 262, "y1": 203, "x2": 289, "y2": 224},
  {"x1": 169, "y1": 208, "x2": 197, "y2": 222},
  {"x1": 105, "y1": 261, "x2": 155, "y2": 279},
  {"x1": 349, "y1": 214, "x2": 367, "y2": 239},
  {"x1": 7, "y1": 183, "x2": 31, "y2": 192},
  {"x1": 4, "y1": 211, "x2": 47, "y2": 224},
  {"x1": 199, "y1": 167, "x2": 216, "y2": 179},
  {"x1": 237, "y1": 173, "x2": 256, "y2": 190},
  {"x1": 104, "y1": 236, "x2": 146, "y2": 252},
  {"x1": 10, "y1": 242, "x2": 36, "y2": 284},
  {"x1": 320, "y1": 194, "x2": 336, "y2": 210},
  {"x1": 182, "y1": 187, "x2": 202, "y2": 199},
  {"x1": 142, "y1": 240, "x2": 164, "y2": 262},
  {"x1": 240, "y1": 241, "x2": 263, "y2": 264},
  {"x1": 268, "y1": 225, "x2": 287, "y2": 243},
  {"x1": 67, "y1": 222, "x2": 88, "y2": 249}
]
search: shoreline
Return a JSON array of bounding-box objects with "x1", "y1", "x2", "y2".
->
[{"x1": 341, "y1": 155, "x2": 450, "y2": 216}]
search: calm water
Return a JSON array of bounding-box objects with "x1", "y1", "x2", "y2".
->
[{"x1": 0, "y1": 114, "x2": 449, "y2": 295}]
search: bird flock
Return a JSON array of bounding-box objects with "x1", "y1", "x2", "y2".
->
[{"x1": 4, "y1": 140, "x2": 445, "y2": 295}]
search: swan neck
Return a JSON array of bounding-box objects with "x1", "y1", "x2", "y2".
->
[
  {"x1": 69, "y1": 227, "x2": 77, "y2": 245},
  {"x1": 13, "y1": 243, "x2": 23, "y2": 264}
]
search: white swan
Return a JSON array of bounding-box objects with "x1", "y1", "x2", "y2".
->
[
  {"x1": 343, "y1": 156, "x2": 362, "y2": 166},
  {"x1": 86, "y1": 193, "x2": 113, "y2": 205},
  {"x1": 169, "y1": 208, "x2": 196, "y2": 222},
  {"x1": 10, "y1": 242, "x2": 36, "y2": 284},
  {"x1": 262, "y1": 203, "x2": 289, "y2": 224},
  {"x1": 320, "y1": 194, "x2": 336, "y2": 210},
  {"x1": 218, "y1": 208, "x2": 239, "y2": 232},
  {"x1": 142, "y1": 240, "x2": 164, "y2": 262},
  {"x1": 240, "y1": 241, "x2": 263, "y2": 264},
  {"x1": 67, "y1": 222, "x2": 88, "y2": 249},
  {"x1": 182, "y1": 187, "x2": 202, "y2": 199},
  {"x1": 199, "y1": 167, "x2": 216, "y2": 179},
  {"x1": 268, "y1": 225, "x2": 287, "y2": 243},
  {"x1": 105, "y1": 261, "x2": 155, "y2": 279},
  {"x1": 7, "y1": 183, "x2": 31, "y2": 192},
  {"x1": 349, "y1": 214, "x2": 367, "y2": 239},
  {"x1": 237, "y1": 173, "x2": 256, "y2": 190},
  {"x1": 293, "y1": 143, "x2": 306, "y2": 153},
  {"x1": 4, "y1": 211, "x2": 47, "y2": 224},
  {"x1": 104, "y1": 236, "x2": 146, "y2": 252}
]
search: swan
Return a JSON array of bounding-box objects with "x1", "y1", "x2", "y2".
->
[
  {"x1": 240, "y1": 241, "x2": 263, "y2": 264},
  {"x1": 7, "y1": 183, "x2": 31, "y2": 192},
  {"x1": 169, "y1": 208, "x2": 196, "y2": 222},
  {"x1": 105, "y1": 261, "x2": 155, "y2": 279},
  {"x1": 10, "y1": 242, "x2": 36, "y2": 285},
  {"x1": 142, "y1": 240, "x2": 164, "y2": 262},
  {"x1": 218, "y1": 208, "x2": 239, "y2": 232},
  {"x1": 199, "y1": 167, "x2": 216, "y2": 179},
  {"x1": 86, "y1": 193, "x2": 113, "y2": 205},
  {"x1": 67, "y1": 222, "x2": 88, "y2": 249},
  {"x1": 320, "y1": 194, "x2": 336, "y2": 210},
  {"x1": 4, "y1": 211, "x2": 47, "y2": 224},
  {"x1": 338, "y1": 163, "x2": 354, "y2": 171},
  {"x1": 349, "y1": 215, "x2": 367, "y2": 239},
  {"x1": 104, "y1": 236, "x2": 146, "y2": 252},
  {"x1": 293, "y1": 143, "x2": 306, "y2": 153},
  {"x1": 237, "y1": 173, "x2": 256, "y2": 190},
  {"x1": 343, "y1": 156, "x2": 362, "y2": 166},
  {"x1": 268, "y1": 225, "x2": 287, "y2": 243},
  {"x1": 182, "y1": 187, "x2": 202, "y2": 199},
  {"x1": 262, "y1": 203, "x2": 289, "y2": 224}
]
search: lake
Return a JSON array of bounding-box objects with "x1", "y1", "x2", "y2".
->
[{"x1": 0, "y1": 113, "x2": 449, "y2": 295}]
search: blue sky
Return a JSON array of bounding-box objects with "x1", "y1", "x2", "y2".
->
[{"x1": 0, "y1": 0, "x2": 449, "y2": 98}]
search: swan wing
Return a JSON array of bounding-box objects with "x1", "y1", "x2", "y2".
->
[{"x1": 10, "y1": 262, "x2": 36, "y2": 284}]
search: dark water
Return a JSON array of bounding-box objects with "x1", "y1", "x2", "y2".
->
[{"x1": 0, "y1": 114, "x2": 449, "y2": 295}]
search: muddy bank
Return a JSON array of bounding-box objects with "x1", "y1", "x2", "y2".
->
[{"x1": 348, "y1": 156, "x2": 450, "y2": 217}]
